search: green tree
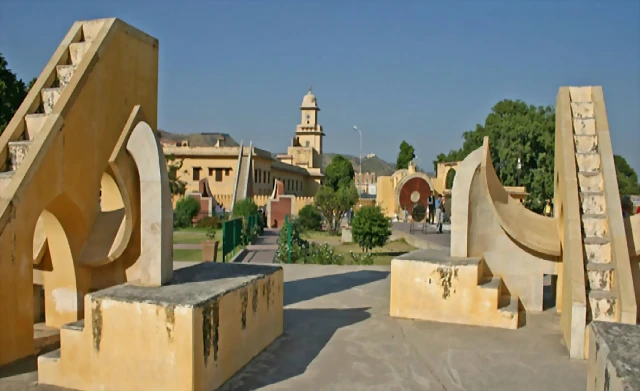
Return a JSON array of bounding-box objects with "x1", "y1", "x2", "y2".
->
[
  {"x1": 314, "y1": 180, "x2": 358, "y2": 234},
  {"x1": 0, "y1": 53, "x2": 31, "y2": 135},
  {"x1": 434, "y1": 100, "x2": 556, "y2": 213},
  {"x1": 166, "y1": 154, "x2": 187, "y2": 197},
  {"x1": 174, "y1": 196, "x2": 200, "y2": 228},
  {"x1": 396, "y1": 141, "x2": 416, "y2": 170},
  {"x1": 232, "y1": 198, "x2": 258, "y2": 218},
  {"x1": 445, "y1": 169, "x2": 456, "y2": 190},
  {"x1": 614, "y1": 155, "x2": 640, "y2": 196},
  {"x1": 351, "y1": 205, "x2": 392, "y2": 252},
  {"x1": 324, "y1": 155, "x2": 355, "y2": 191},
  {"x1": 297, "y1": 204, "x2": 322, "y2": 231}
]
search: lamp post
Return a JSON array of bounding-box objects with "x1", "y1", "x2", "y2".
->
[{"x1": 353, "y1": 126, "x2": 363, "y2": 193}]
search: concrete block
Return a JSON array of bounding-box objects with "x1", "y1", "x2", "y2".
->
[
  {"x1": 584, "y1": 239, "x2": 612, "y2": 264},
  {"x1": 56, "y1": 65, "x2": 76, "y2": 88},
  {"x1": 581, "y1": 193, "x2": 606, "y2": 215},
  {"x1": 38, "y1": 263, "x2": 284, "y2": 391},
  {"x1": 571, "y1": 102, "x2": 594, "y2": 118},
  {"x1": 574, "y1": 135, "x2": 598, "y2": 154},
  {"x1": 569, "y1": 86, "x2": 592, "y2": 102},
  {"x1": 389, "y1": 250, "x2": 518, "y2": 329},
  {"x1": 582, "y1": 216, "x2": 608, "y2": 238},
  {"x1": 8, "y1": 140, "x2": 32, "y2": 171},
  {"x1": 574, "y1": 118, "x2": 596, "y2": 135},
  {"x1": 588, "y1": 291, "x2": 618, "y2": 321},
  {"x1": 576, "y1": 153, "x2": 601, "y2": 172},
  {"x1": 578, "y1": 172, "x2": 603, "y2": 193},
  {"x1": 341, "y1": 227, "x2": 353, "y2": 243},
  {"x1": 587, "y1": 322, "x2": 640, "y2": 391},
  {"x1": 41, "y1": 88, "x2": 61, "y2": 114},
  {"x1": 69, "y1": 42, "x2": 91, "y2": 65}
]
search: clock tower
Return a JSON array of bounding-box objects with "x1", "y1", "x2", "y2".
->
[{"x1": 295, "y1": 86, "x2": 324, "y2": 168}]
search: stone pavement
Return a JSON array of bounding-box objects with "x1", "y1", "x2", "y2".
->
[
  {"x1": 234, "y1": 228, "x2": 279, "y2": 264},
  {"x1": 1, "y1": 243, "x2": 586, "y2": 391}
]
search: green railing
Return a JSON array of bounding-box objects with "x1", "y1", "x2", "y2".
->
[
  {"x1": 222, "y1": 218, "x2": 243, "y2": 262},
  {"x1": 222, "y1": 214, "x2": 262, "y2": 262}
]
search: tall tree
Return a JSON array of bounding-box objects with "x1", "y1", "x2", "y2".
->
[
  {"x1": 166, "y1": 155, "x2": 187, "y2": 197},
  {"x1": 434, "y1": 99, "x2": 555, "y2": 213},
  {"x1": 324, "y1": 154, "x2": 354, "y2": 191},
  {"x1": 614, "y1": 155, "x2": 640, "y2": 196},
  {"x1": 0, "y1": 53, "x2": 30, "y2": 135},
  {"x1": 433, "y1": 99, "x2": 640, "y2": 213},
  {"x1": 396, "y1": 141, "x2": 416, "y2": 170}
]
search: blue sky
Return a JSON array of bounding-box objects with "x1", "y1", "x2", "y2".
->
[{"x1": 1, "y1": 1, "x2": 639, "y2": 173}]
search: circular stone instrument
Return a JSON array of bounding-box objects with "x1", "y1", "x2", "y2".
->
[{"x1": 398, "y1": 176, "x2": 432, "y2": 214}]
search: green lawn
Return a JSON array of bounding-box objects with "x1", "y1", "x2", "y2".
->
[
  {"x1": 173, "y1": 249, "x2": 205, "y2": 263},
  {"x1": 335, "y1": 239, "x2": 416, "y2": 265},
  {"x1": 173, "y1": 227, "x2": 222, "y2": 245},
  {"x1": 303, "y1": 229, "x2": 416, "y2": 266}
]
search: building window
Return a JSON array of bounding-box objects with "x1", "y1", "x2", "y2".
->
[
  {"x1": 208, "y1": 168, "x2": 215, "y2": 176},
  {"x1": 254, "y1": 169, "x2": 258, "y2": 183},
  {"x1": 268, "y1": 172, "x2": 271, "y2": 183},
  {"x1": 225, "y1": 168, "x2": 230, "y2": 176},
  {"x1": 305, "y1": 141, "x2": 310, "y2": 147},
  {"x1": 215, "y1": 169, "x2": 223, "y2": 182},
  {"x1": 193, "y1": 167, "x2": 201, "y2": 181}
]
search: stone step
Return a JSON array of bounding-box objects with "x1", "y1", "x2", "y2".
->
[
  {"x1": 576, "y1": 153, "x2": 601, "y2": 173},
  {"x1": 582, "y1": 214, "x2": 608, "y2": 238},
  {"x1": 56, "y1": 65, "x2": 77, "y2": 88},
  {"x1": 38, "y1": 348, "x2": 61, "y2": 362},
  {"x1": 41, "y1": 88, "x2": 62, "y2": 115},
  {"x1": 573, "y1": 118, "x2": 596, "y2": 136},
  {"x1": 478, "y1": 277, "x2": 502, "y2": 309},
  {"x1": 586, "y1": 262, "x2": 614, "y2": 291},
  {"x1": 584, "y1": 236, "x2": 612, "y2": 264},
  {"x1": 25, "y1": 113, "x2": 49, "y2": 139},
  {"x1": 574, "y1": 135, "x2": 598, "y2": 154},
  {"x1": 82, "y1": 20, "x2": 103, "y2": 41},
  {"x1": 580, "y1": 191, "x2": 606, "y2": 215},
  {"x1": 0, "y1": 171, "x2": 14, "y2": 194},
  {"x1": 571, "y1": 102, "x2": 594, "y2": 119},
  {"x1": 578, "y1": 171, "x2": 603, "y2": 193},
  {"x1": 60, "y1": 320, "x2": 85, "y2": 349},
  {"x1": 569, "y1": 87, "x2": 592, "y2": 102},
  {"x1": 69, "y1": 41, "x2": 91, "y2": 65},
  {"x1": 8, "y1": 140, "x2": 33, "y2": 171},
  {"x1": 588, "y1": 290, "x2": 618, "y2": 321},
  {"x1": 498, "y1": 295, "x2": 519, "y2": 314}
]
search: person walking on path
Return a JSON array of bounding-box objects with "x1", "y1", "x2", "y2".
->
[
  {"x1": 436, "y1": 195, "x2": 446, "y2": 234},
  {"x1": 427, "y1": 194, "x2": 435, "y2": 224}
]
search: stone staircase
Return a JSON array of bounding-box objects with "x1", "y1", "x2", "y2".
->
[
  {"x1": 231, "y1": 141, "x2": 253, "y2": 211},
  {"x1": 0, "y1": 21, "x2": 103, "y2": 194},
  {"x1": 570, "y1": 87, "x2": 617, "y2": 323},
  {"x1": 390, "y1": 250, "x2": 520, "y2": 329}
]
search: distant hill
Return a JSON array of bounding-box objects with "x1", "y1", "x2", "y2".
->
[{"x1": 322, "y1": 153, "x2": 396, "y2": 176}]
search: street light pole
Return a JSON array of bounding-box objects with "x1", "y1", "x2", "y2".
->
[{"x1": 353, "y1": 126, "x2": 363, "y2": 192}]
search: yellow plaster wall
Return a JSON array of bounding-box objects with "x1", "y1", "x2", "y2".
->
[
  {"x1": 0, "y1": 18, "x2": 159, "y2": 366},
  {"x1": 390, "y1": 256, "x2": 518, "y2": 329},
  {"x1": 39, "y1": 268, "x2": 284, "y2": 391}
]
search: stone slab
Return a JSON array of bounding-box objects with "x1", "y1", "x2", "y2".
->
[
  {"x1": 395, "y1": 248, "x2": 481, "y2": 266},
  {"x1": 91, "y1": 262, "x2": 281, "y2": 307},
  {"x1": 588, "y1": 321, "x2": 640, "y2": 391},
  {"x1": 38, "y1": 263, "x2": 284, "y2": 391}
]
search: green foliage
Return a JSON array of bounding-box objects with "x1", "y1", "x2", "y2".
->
[
  {"x1": 434, "y1": 100, "x2": 555, "y2": 213},
  {"x1": 445, "y1": 169, "x2": 456, "y2": 190},
  {"x1": 324, "y1": 155, "x2": 355, "y2": 191},
  {"x1": 274, "y1": 219, "x2": 373, "y2": 265},
  {"x1": 0, "y1": 53, "x2": 31, "y2": 135},
  {"x1": 166, "y1": 154, "x2": 187, "y2": 197},
  {"x1": 174, "y1": 196, "x2": 200, "y2": 228},
  {"x1": 396, "y1": 141, "x2": 416, "y2": 170},
  {"x1": 232, "y1": 198, "x2": 258, "y2": 218},
  {"x1": 314, "y1": 180, "x2": 359, "y2": 234},
  {"x1": 614, "y1": 155, "x2": 640, "y2": 196},
  {"x1": 205, "y1": 226, "x2": 216, "y2": 240},
  {"x1": 298, "y1": 204, "x2": 323, "y2": 231},
  {"x1": 195, "y1": 215, "x2": 219, "y2": 229},
  {"x1": 351, "y1": 206, "x2": 392, "y2": 252}
]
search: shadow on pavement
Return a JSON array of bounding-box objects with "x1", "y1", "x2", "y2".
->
[
  {"x1": 219, "y1": 307, "x2": 371, "y2": 391},
  {"x1": 284, "y1": 269, "x2": 389, "y2": 306}
]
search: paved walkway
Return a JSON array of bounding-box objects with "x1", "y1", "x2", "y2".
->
[{"x1": 234, "y1": 228, "x2": 279, "y2": 264}]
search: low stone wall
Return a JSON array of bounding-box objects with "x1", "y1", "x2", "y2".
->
[{"x1": 587, "y1": 321, "x2": 640, "y2": 391}]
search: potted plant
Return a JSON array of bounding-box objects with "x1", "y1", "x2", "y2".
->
[{"x1": 201, "y1": 226, "x2": 219, "y2": 262}]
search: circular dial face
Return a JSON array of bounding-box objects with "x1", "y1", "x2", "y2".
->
[
  {"x1": 412, "y1": 204, "x2": 427, "y2": 222},
  {"x1": 398, "y1": 177, "x2": 432, "y2": 214}
]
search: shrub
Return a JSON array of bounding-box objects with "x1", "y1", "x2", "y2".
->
[
  {"x1": 274, "y1": 218, "x2": 344, "y2": 265},
  {"x1": 195, "y1": 215, "x2": 219, "y2": 229},
  {"x1": 298, "y1": 205, "x2": 322, "y2": 231},
  {"x1": 351, "y1": 205, "x2": 392, "y2": 252},
  {"x1": 174, "y1": 196, "x2": 200, "y2": 228},
  {"x1": 232, "y1": 198, "x2": 258, "y2": 218},
  {"x1": 348, "y1": 252, "x2": 374, "y2": 265}
]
